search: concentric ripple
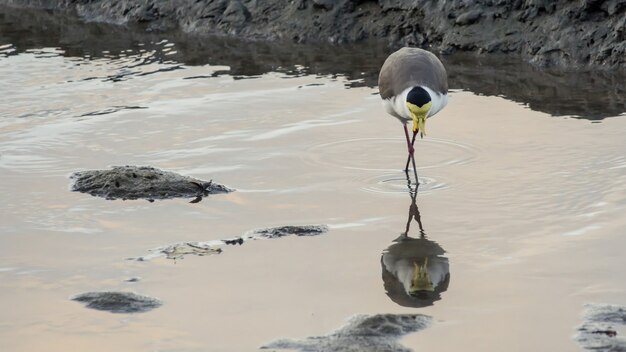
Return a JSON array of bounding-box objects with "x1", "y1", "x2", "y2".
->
[
  {"x1": 304, "y1": 137, "x2": 479, "y2": 172},
  {"x1": 303, "y1": 137, "x2": 475, "y2": 195},
  {"x1": 358, "y1": 173, "x2": 449, "y2": 195}
]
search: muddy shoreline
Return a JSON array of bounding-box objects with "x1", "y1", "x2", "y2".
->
[
  {"x1": 1, "y1": 5, "x2": 625, "y2": 120},
  {"x1": 1, "y1": 0, "x2": 625, "y2": 70}
]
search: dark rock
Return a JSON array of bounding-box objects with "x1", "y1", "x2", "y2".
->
[
  {"x1": 261, "y1": 314, "x2": 432, "y2": 351},
  {"x1": 312, "y1": 0, "x2": 335, "y2": 11},
  {"x1": 69, "y1": 166, "x2": 233, "y2": 201},
  {"x1": 455, "y1": 9, "x2": 482, "y2": 25},
  {"x1": 72, "y1": 291, "x2": 162, "y2": 313},
  {"x1": 575, "y1": 303, "x2": 626, "y2": 351},
  {"x1": 223, "y1": 0, "x2": 251, "y2": 24},
  {"x1": 224, "y1": 237, "x2": 244, "y2": 245}
]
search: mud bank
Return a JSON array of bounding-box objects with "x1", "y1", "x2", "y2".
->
[
  {"x1": 2, "y1": 5, "x2": 625, "y2": 120},
  {"x1": 261, "y1": 314, "x2": 432, "y2": 352},
  {"x1": 1, "y1": 0, "x2": 625, "y2": 70},
  {"x1": 70, "y1": 166, "x2": 233, "y2": 202}
]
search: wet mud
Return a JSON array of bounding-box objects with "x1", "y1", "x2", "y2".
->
[
  {"x1": 70, "y1": 166, "x2": 233, "y2": 202},
  {"x1": 261, "y1": 313, "x2": 432, "y2": 352},
  {"x1": 139, "y1": 242, "x2": 224, "y2": 261},
  {"x1": 71, "y1": 291, "x2": 162, "y2": 313},
  {"x1": 576, "y1": 303, "x2": 626, "y2": 351},
  {"x1": 131, "y1": 225, "x2": 328, "y2": 261},
  {"x1": 252, "y1": 225, "x2": 328, "y2": 238},
  {"x1": 2, "y1": 0, "x2": 625, "y2": 70},
  {"x1": 1, "y1": 5, "x2": 625, "y2": 120}
]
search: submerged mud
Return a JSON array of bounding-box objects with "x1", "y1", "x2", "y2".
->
[
  {"x1": 576, "y1": 303, "x2": 626, "y2": 351},
  {"x1": 139, "y1": 242, "x2": 224, "y2": 261},
  {"x1": 131, "y1": 225, "x2": 328, "y2": 261},
  {"x1": 261, "y1": 314, "x2": 432, "y2": 352},
  {"x1": 1, "y1": 0, "x2": 625, "y2": 70},
  {"x1": 252, "y1": 225, "x2": 328, "y2": 238},
  {"x1": 71, "y1": 291, "x2": 162, "y2": 313},
  {"x1": 70, "y1": 166, "x2": 233, "y2": 202}
]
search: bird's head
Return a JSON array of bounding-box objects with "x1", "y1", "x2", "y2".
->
[{"x1": 406, "y1": 87, "x2": 432, "y2": 138}]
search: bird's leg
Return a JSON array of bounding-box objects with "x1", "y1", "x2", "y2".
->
[
  {"x1": 402, "y1": 123, "x2": 414, "y2": 171},
  {"x1": 404, "y1": 129, "x2": 418, "y2": 173},
  {"x1": 402, "y1": 124, "x2": 419, "y2": 184}
]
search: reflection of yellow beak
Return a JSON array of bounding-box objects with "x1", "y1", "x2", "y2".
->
[
  {"x1": 410, "y1": 257, "x2": 434, "y2": 293},
  {"x1": 407, "y1": 101, "x2": 432, "y2": 138}
]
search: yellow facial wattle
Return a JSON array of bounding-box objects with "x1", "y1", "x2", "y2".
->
[{"x1": 406, "y1": 101, "x2": 432, "y2": 137}]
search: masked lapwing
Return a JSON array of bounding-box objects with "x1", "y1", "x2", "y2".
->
[{"x1": 378, "y1": 47, "x2": 448, "y2": 179}]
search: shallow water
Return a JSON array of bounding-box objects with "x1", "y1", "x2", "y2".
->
[{"x1": 1, "y1": 6, "x2": 626, "y2": 352}]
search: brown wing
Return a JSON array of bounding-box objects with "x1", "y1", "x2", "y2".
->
[{"x1": 378, "y1": 47, "x2": 448, "y2": 99}]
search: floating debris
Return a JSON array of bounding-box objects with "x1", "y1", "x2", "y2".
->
[
  {"x1": 124, "y1": 277, "x2": 141, "y2": 283},
  {"x1": 70, "y1": 165, "x2": 233, "y2": 202},
  {"x1": 130, "y1": 225, "x2": 328, "y2": 261},
  {"x1": 71, "y1": 291, "x2": 162, "y2": 313},
  {"x1": 576, "y1": 303, "x2": 626, "y2": 351},
  {"x1": 261, "y1": 313, "x2": 432, "y2": 352}
]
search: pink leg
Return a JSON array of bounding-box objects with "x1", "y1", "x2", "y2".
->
[
  {"x1": 403, "y1": 123, "x2": 414, "y2": 156},
  {"x1": 402, "y1": 123, "x2": 419, "y2": 184}
]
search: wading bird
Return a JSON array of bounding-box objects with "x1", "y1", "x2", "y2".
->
[{"x1": 378, "y1": 47, "x2": 448, "y2": 180}]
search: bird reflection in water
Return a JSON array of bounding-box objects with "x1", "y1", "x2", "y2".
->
[{"x1": 381, "y1": 188, "x2": 450, "y2": 308}]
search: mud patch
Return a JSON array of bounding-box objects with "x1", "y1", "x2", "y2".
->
[
  {"x1": 252, "y1": 225, "x2": 328, "y2": 239},
  {"x1": 576, "y1": 303, "x2": 626, "y2": 351},
  {"x1": 70, "y1": 165, "x2": 233, "y2": 202},
  {"x1": 142, "y1": 242, "x2": 223, "y2": 261},
  {"x1": 71, "y1": 291, "x2": 162, "y2": 313},
  {"x1": 261, "y1": 313, "x2": 431, "y2": 352},
  {"x1": 130, "y1": 225, "x2": 328, "y2": 261}
]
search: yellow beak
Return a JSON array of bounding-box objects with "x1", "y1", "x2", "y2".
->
[
  {"x1": 407, "y1": 101, "x2": 432, "y2": 138},
  {"x1": 412, "y1": 113, "x2": 427, "y2": 137}
]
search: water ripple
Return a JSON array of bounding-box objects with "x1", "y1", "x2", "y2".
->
[
  {"x1": 358, "y1": 173, "x2": 449, "y2": 195},
  {"x1": 304, "y1": 137, "x2": 479, "y2": 172}
]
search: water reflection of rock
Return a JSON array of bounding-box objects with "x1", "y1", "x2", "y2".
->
[
  {"x1": 2, "y1": 5, "x2": 624, "y2": 120},
  {"x1": 381, "y1": 193, "x2": 450, "y2": 308},
  {"x1": 444, "y1": 54, "x2": 626, "y2": 121}
]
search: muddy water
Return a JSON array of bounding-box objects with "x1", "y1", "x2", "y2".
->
[{"x1": 2, "y1": 6, "x2": 626, "y2": 352}]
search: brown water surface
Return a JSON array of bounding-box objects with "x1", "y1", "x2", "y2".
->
[{"x1": 1, "y1": 6, "x2": 626, "y2": 352}]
